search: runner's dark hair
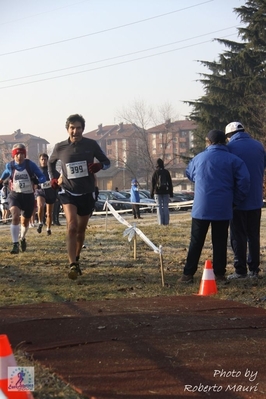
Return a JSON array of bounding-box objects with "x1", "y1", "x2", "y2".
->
[{"x1": 65, "y1": 114, "x2": 85, "y2": 130}]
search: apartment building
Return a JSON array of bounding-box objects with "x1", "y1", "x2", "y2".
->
[
  {"x1": 0, "y1": 129, "x2": 49, "y2": 166},
  {"x1": 146, "y1": 119, "x2": 196, "y2": 190},
  {"x1": 84, "y1": 119, "x2": 196, "y2": 191}
]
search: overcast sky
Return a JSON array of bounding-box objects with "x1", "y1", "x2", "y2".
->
[{"x1": 1, "y1": 0, "x2": 244, "y2": 146}]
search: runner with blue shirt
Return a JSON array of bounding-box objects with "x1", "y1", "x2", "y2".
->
[{"x1": 0, "y1": 143, "x2": 46, "y2": 254}]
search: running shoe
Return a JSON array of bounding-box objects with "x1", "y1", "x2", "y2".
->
[
  {"x1": 68, "y1": 263, "x2": 82, "y2": 280},
  {"x1": 248, "y1": 270, "x2": 261, "y2": 279},
  {"x1": 20, "y1": 238, "x2": 27, "y2": 252},
  {"x1": 227, "y1": 272, "x2": 247, "y2": 280},
  {"x1": 10, "y1": 243, "x2": 19, "y2": 254},
  {"x1": 37, "y1": 224, "x2": 43, "y2": 234},
  {"x1": 47, "y1": 230, "x2": 51, "y2": 236}
]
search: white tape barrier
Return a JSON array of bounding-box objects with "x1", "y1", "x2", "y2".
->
[
  {"x1": 105, "y1": 201, "x2": 161, "y2": 254},
  {"x1": 94, "y1": 199, "x2": 193, "y2": 216},
  {"x1": 103, "y1": 200, "x2": 156, "y2": 214},
  {"x1": 0, "y1": 389, "x2": 7, "y2": 399}
]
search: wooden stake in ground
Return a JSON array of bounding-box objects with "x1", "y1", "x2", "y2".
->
[
  {"x1": 159, "y1": 245, "x2": 165, "y2": 287},
  {"x1": 133, "y1": 232, "x2": 137, "y2": 260}
]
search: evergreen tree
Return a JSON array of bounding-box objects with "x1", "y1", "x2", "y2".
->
[{"x1": 186, "y1": 0, "x2": 266, "y2": 151}]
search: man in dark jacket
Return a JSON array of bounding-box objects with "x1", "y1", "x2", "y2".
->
[
  {"x1": 225, "y1": 121, "x2": 266, "y2": 279},
  {"x1": 151, "y1": 158, "x2": 173, "y2": 225},
  {"x1": 179, "y1": 130, "x2": 250, "y2": 283}
]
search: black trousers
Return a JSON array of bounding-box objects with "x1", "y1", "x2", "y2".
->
[
  {"x1": 230, "y1": 208, "x2": 261, "y2": 275},
  {"x1": 53, "y1": 197, "x2": 61, "y2": 224},
  {"x1": 183, "y1": 218, "x2": 229, "y2": 277},
  {"x1": 132, "y1": 204, "x2": 140, "y2": 218}
]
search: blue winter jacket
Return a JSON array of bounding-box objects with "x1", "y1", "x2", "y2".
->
[
  {"x1": 130, "y1": 185, "x2": 140, "y2": 203},
  {"x1": 186, "y1": 144, "x2": 250, "y2": 220},
  {"x1": 227, "y1": 131, "x2": 266, "y2": 210}
]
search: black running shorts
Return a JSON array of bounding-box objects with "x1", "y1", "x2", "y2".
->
[
  {"x1": 8, "y1": 192, "x2": 35, "y2": 219},
  {"x1": 59, "y1": 191, "x2": 95, "y2": 216}
]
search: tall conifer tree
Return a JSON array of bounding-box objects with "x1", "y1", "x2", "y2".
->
[{"x1": 186, "y1": 0, "x2": 266, "y2": 152}]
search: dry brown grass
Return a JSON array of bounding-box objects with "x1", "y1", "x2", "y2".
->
[{"x1": 1, "y1": 209, "x2": 265, "y2": 398}]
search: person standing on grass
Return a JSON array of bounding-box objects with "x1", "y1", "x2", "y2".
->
[
  {"x1": 130, "y1": 179, "x2": 142, "y2": 219},
  {"x1": 52, "y1": 193, "x2": 62, "y2": 226},
  {"x1": 36, "y1": 153, "x2": 60, "y2": 236},
  {"x1": 225, "y1": 122, "x2": 266, "y2": 280},
  {"x1": 1, "y1": 180, "x2": 10, "y2": 224},
  {"x1": 0, "y1": 143, "x2": 46, "y2": 254},
  {"x1": 48, "y1": 114, "x2": 110, "y2": 280},
  {"x1": 150, "y1": 158, "x2": 173, "y2": 225},
  {"x1": 179, "y1": 130, "x2": 250, "y2": 284}
]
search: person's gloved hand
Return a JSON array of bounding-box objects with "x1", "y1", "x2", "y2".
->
[
  {"x1": 51, "y1": 178, "x2": 60, "y2": 190},
  {"x1": 88, "y1": 163, "x2": 103, "y2": 174}
]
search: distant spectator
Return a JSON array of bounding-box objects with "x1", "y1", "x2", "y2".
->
[
  {"x1": 1, "y1": 180, "x2": 10, "y2": 224},
  {"x1": 150, "y1": 158, "x2": 173, "y2": 225},
  {"x1": 52, "y1": 194, "x2": 62, "y2": 226},
  {"x1": 130, "y1": 179, "x2": 142, "y2": 219}
]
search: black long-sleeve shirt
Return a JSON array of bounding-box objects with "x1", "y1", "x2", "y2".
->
[{"x1": 48, "y1": 137, "x2": 110, "y2": 195}]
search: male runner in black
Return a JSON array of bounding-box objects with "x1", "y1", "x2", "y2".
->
[{"x1": 48, "y1": 114, "x2": 110, "y2": 280}]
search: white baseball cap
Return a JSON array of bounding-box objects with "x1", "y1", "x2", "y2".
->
[{"x1": 225, "y1": 122, "x2": 244, "y2": 135}]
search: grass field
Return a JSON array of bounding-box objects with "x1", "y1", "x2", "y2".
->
[{"x1": 1, "y1": 208, "x2": 265, "y2": 398}]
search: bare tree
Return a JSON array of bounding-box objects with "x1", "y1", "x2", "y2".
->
[
  {"x1": 116, "y1": 100, "x2": 183, "y2": 187},
  {"x1": 0, "y1": 145, "x2": 11, "y2": 173}
]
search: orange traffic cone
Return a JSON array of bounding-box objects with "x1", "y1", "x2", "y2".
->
[
  {"x1": 198, "y1": 260, "x2": 218, "y2": 296},
  {"x1": 0, "y1": 335, "x2": 34, "y2": 398}
]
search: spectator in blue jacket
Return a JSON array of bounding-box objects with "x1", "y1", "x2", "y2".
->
[
  {"x1": 225, "y1": 122, "x2": 266, "y2": 280},
  {"x1": 179, "y1": 129, "x2": 250, "y2": 283},
  {"x1": 130, "y1": 179, "x2": 142, "y2": 219}
]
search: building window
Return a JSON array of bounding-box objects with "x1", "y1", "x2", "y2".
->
[{"x1": 107, "y1": 149, "x2": 112, "y2": 155}]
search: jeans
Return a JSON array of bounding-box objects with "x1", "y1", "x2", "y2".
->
[
  {"x1": 230, "y1": 208, "x2": 261, "y2": 275},
  {"x1": 183, "y1": 218, "x2": 229, "y2": 276},
  {"x1": 154, "y1": 194, "x2": 170, "y2": 225}
]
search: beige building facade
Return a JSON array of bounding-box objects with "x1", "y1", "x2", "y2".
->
[
  {"x1": 84, "y1": 119, "x2": 196, "y2": 191},
  {"x1": 0, "y1": 129, "x2": 49, "y2": 167}
]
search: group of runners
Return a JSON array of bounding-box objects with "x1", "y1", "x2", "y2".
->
[{"x1": 0, "y1": 114, "x2": 110, "y2": 280}]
